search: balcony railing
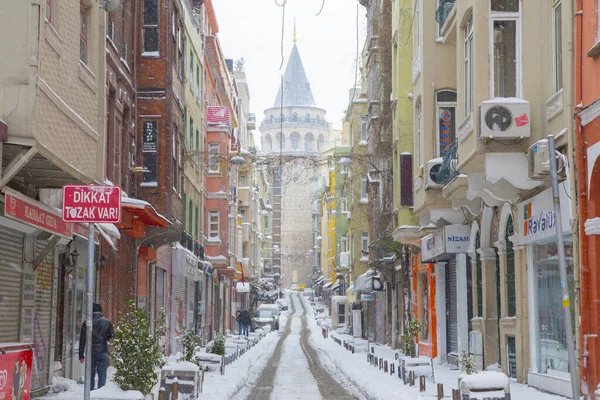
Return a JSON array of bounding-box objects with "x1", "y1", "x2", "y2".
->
[
  {"x1": 435, "y1": 0, "x2": 456, "y2": 26},
  {"x1": 260, "y1": 117, "x2": 329, "y2": 129},
  {"x1": 437, "y1": 139, "x2": 460, "y2": 186}
]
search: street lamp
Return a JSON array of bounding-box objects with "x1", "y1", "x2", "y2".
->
[
  {"x1": 96, "y1": 255, "x2": 107, "y2": 270},
  {"x1": 70, "y1": 248, "x2": 80, "y2": 266}
]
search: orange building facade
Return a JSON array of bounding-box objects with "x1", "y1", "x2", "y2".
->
[{"x1": 575, "y1": 0, "x2": 600, "y2": 397}]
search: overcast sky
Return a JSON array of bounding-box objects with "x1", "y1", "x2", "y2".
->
[{"x1": 213, "y1": 0, "x2": 366, "y2": 135}]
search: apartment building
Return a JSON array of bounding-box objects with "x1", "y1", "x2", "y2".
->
[{"x1": 411, "y1": 0, "x2": 575, "y2": 397}]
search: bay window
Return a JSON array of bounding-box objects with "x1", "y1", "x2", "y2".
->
[{"x1": 208, "y1": 210, "x2": 220, "y2": 239}]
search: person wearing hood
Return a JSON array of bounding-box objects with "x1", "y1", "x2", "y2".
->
[{"x1": 79, "y1": 303, "x2": 114, "y2": 390}]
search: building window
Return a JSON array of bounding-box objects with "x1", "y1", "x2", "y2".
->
[
  {"x1": 291, "y1": 132, "x2": 300, "y2": 150},
  {"x1": 240, "y1": 174, "x2": 248, "y2": 187},
  {"x1": 360, "y1": 174, "x2": 368, "y2": 201},
  {"x1": 208, "y1": 143, "x2": 220, "y2": 173},
  {"x1": 46, "y1": 0, "x2": 53, "y2": 23},
  {"x1": 195, "y1": 206, "x2": 199, "y2": 239},
  {"x1": 208, "y1": 210, "x2": 219, "y2": 239},
  {"x1": 172, "y1": 130, "x2": 178, "y2": 192},
  {"x1": 264, "y1": 215, "x2": 268, "y2": 229},
  {"x1": 317, "y1": 134, "x2": 325, "y2": 152},
  {"x1": 188, "y1": 200, "x2": 193, "y2": 234},
  {"x1": 553, "y1": 1, "x2": 563, "y2": 92},
  {"x1": 491, "y1": 0, "x2": 520, "y2": 98},
  {"x1": 360, "y1": 115, "x2": 368, "y2": 142},
  {"x1": 196, "y1": 64, "x2": 200, "y2": 101},
  {"x1": 340, "y1": 196, "x2": 348, "y2": 212},
  {"x1": 475, "y1": 232, "x2": 483, "y2": 317},
  {"x1": 420, "y1": 272, "x2": 429, "y2": 340},
  {"x1": 415, "y1": 0, "x2": 420, "y2": 49},
  {"x1": 361, "y1": 231, "x2": 369, "y2": 256},
  {"x1": 141, "y1": 121, "x2": 158, "y2": 183},
  {"x1": 143, "y1": 0, "x2": 159, "y2": 54},
  {"x1": 80, "y1": 2, "x2": 88, "y2": 64},
  {"x1": 416, "y1": 100, "x2": 423, "y2": 167},
  {"x1": 341, "y1": 236, "x2": 348, "y2": 253},
  {"x1": 189, "y1": 118, "x2": 194, "y2": 150},
  {"x1": 597, "y1": 0, "x2": 600, "y2": 42},
  {"x1": 533, "y1": 236, "x2": 575, "y2": 374},
  {"x1": 305, "y1": 133, "x2": 314, "y2": 151},
  {"x1": 189, "y1": 49, "x2": 194, "y2": 90},
  {"x1": 340, "y1": 164, "x2": 348, "y2": 175},
  {"x1": 464, "y1": 14, "x2": 473, "y2": 116},
  {"x1": 436, "y1": 91, "x2": 457, "y2": 157}
]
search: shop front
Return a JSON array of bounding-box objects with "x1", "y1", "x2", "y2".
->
[
  {"x1": 517, "y1": 185, "x2": 575, "y2": 398},
  {"x1": 171, "y1": 244, "x2": 201, "y2": 354},
  {"x1": 419, "y1": 224, "x2": 470, "y2": 364}
]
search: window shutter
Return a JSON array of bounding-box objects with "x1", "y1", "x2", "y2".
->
[{"x1": 400, "y1": 153, "x2": 413, "y2": 206}]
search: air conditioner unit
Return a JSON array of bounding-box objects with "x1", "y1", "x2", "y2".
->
[
  {"x1": 479, "y1": 99, "x2": 531, "y2": 139},
  {"x1": 424, "y1": 159, "x2": 444, "y2": 189},
  {"x1": 528, "y1": 139, "x2": 551, "y2": 179}
]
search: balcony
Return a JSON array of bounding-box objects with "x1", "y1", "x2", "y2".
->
[
  {"x1": 260, "y1": 116, "x2": 329, "y2": 130},
  {"x1": 247, "y1": 113, "x2": 256, "y2": 130},
  {"x1": 435, "y1": 0, "x2": 456, "y2": 27}
]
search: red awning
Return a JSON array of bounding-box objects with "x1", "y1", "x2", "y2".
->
[{"x1": 121, "y1": 198, "x2": 170, "y2": 227}]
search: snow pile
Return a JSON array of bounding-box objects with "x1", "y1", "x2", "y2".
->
[
  {"x1": 91, "y1": 381, "x2": 143, "y2": 399},
  {"x1": 163, "y1": 360, "x2": 200, "y2": 373},
  {"x1": 49, "y1": 377, "x2": 78, "y2": 394},
  {"x1": 460, "y1": 371, "x2": 509, "y2": 391},
  {"x1": 201, "y1": 332, "x2": 280, "y2": 400}
]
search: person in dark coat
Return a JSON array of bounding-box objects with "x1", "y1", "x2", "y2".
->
[
  {"x1": 79, "y1": 303, "x2": 114, "y2": 390},
  {"x1": 240, "y1": 309, "x2": 251, "y2": 336}
]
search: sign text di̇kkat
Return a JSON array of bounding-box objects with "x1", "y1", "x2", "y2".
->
[{"x1": 62, "y1": 185, "x2": 122, "y2": 223}]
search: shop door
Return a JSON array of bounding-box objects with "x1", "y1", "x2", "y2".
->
[
  {"x1": 172, "y1": 276, "x2": 187, "y2": 353},
  {"x1": 446, "y1": 258, "x2": 459, "y2": 360},
  {"x1": 32, "y1": 239, "x2": 55, "y2": 390},
  {"x1": 0, "y1": 227, "x2": 24, "y2": 342}
]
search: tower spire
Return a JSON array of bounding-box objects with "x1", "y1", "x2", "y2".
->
[{"x1": 293, "y1": 18, "x2": 297, "y2": 43}]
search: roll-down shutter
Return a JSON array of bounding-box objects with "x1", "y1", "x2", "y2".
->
[
  {"x1": 375, "y1": 291, "x2": 385, "y2": 344},
  {"x1": 32, "y1": 239, "x2": 55, "y2": 390},
  {"x1": 187, "y1": 279, "x2": 195, "y2": 331},
  {"x1": 446, "y1": 257, "x2": 459, "y2": 356},
  {"x1": 172, "y1": 276, "x2": 187, "y2": 337},
  {"x1": 0, "y1": 227, "x2": 23, "y2": 342}
]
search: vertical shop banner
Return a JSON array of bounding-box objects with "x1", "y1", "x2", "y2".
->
[{"x1": 0, "y1": 347, "x2": 33, "y2": 400}]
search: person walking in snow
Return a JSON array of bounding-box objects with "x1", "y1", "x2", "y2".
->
[
  {"x1": 240, "y1": 309, "x2": 251, "y2": 336},
  {"x1": 79, "y1": 303, "x2": 114, "y2": 390}
]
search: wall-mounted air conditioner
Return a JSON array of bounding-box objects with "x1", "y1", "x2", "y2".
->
[
  {"x1": 528, "y1": 139, "x2": 551, "y2": 179},
  {"x1": 479, "y1": 99, "x2": 531, "y2": 140},
  {"x1": 424, "y1": 159, "x2": 444, "y2": 189}
]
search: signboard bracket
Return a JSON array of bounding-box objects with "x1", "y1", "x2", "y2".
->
[{"x1": 33, "y1": 234, "x2": 61, "y2": 271}]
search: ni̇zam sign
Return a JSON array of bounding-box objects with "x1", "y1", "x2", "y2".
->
[{"x1": 62, "y1": 185, "x2": 121, "y2": 223}]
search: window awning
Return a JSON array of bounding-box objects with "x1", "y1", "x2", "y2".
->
[{"x1": 121, "y1": 197, "x2": 170, "y2": 227}]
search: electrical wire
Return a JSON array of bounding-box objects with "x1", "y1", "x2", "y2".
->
[{"x1": 315, "y1": 0, "x2": 326, "y2": 16}]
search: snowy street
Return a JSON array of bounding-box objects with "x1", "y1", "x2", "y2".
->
[{"x1": 232, "y1": 293, "x2": 355, "y2": 399}]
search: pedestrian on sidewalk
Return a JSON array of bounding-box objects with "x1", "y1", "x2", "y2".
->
[
  {"x1": 240, "y1": 309, "x2": 251, "y2": 336},
  {"x1": 236, "y1": 310, "x2": 243, "y2": 336},
  {"x1": 79, "y1": 303, "x2": 114, "y2": 390}
]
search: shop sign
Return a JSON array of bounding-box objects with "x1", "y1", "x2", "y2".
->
[
  {"x1": 361, "y1": 294, "x2": 375, "y2": 301},
  {"x1": 0, "y1": 346, "x2": 33, "y2": 400},
  {"x1": 4, "y1": 188, "x2": 72, "y2": 238},
  {"x1": 421, "y1": 229, "x2": 445, "y2": 262},
  {"x1": 72, "y1": 223, "x2": 100, "y2": 245},
  {"x1": 444, "y1": 224, "x2": 470, "y2": 253},
  {"x1": 172, "y1": 247, "x2": 199, "y2": 281},
  {"x1": 62, "y1": 185, "x2": 121, "y2": 223},
  {"x1": 518, "y1": 185, "x2": 572, "y2": 245}
]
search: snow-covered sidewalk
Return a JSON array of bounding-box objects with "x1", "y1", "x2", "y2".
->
[{"x1": 304, "y1": 295, "x2": 568, "y2": 400}]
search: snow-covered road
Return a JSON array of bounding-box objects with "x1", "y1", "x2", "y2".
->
[{"x1": 233, "y1": 293, "x2": 358, "y2": 400}]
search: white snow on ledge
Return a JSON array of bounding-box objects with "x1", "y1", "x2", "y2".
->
[{"x1": 460, "y1": 371, "x2": 509, "y2": 391}]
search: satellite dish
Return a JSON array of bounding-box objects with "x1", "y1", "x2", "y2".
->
[{"x1": 104, "y1": 0, "x2": 121, "y2": 12}]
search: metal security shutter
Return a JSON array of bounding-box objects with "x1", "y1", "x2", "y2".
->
[
  {"x1": 375, "y1": 291, "x2": 385, "y2": 344},
  {"x1": 446, "y1": 257, "x2": 459, "y2": 357},
  {"x1": 32, "y1": 239, "x2": 55, "y2": 390},
  {"x1": 172, "y1": 276, "x2": 187, "y2": 353},
  {"x1": 366, "y1": 299, "x2": 376, "y2": 342},
  {"x1": 0, "y1": 227, "x2": 23, "y2": 342},
  {"x1": 187, "y1": 279, "x2": 195, "y2": 331}
]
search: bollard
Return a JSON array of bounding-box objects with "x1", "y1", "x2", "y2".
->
[
  {"x1": 158, "y1": 387, "x2": 166, "y2": 400},
  {"x1": 419, "y1": 375, "x2": 426, "y2": 392},
  {"x1": 379, "y1": 358, "x2": 383, "y2": 370},
  {"x1": 384, "y1": 360, "x2": 388, "y2": 373},
  {"x1": 201, "y1": 370, "x2": 205, "y2": 394},
  {"x1": 452, "y1": 388, "x2": 460, "y2": 400},
  {"x1": 437, "y1": 383, "x2": 444, "y2": 400},
  {"x1": 172, "y1": 380, "x2": 179, "y2": 400},
  {"x1": 390, "y1": 363, "x2": 395, "y2": 375},
  {"x1": 409, "y1": 371, "x2": 415, "y2": 386}
]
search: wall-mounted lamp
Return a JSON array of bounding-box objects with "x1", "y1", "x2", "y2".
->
[
  {"x1": 71, "y1": 249, "x2": 80, "y2": 266},
  {"x1": 131, "y1": 166, "x2": 150, "y2": 173},
  {"x1": 96, "y1": 255, "x2": 107, "y2": 270}
]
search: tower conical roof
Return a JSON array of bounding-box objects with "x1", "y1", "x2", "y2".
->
[{"x1": 273, "y1": 44, "x2": 316, "y2": 107}]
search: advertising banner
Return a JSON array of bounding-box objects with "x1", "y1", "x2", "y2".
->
[{"x1": 0, "y1": 346, "x2": 33, "y2": 400}]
